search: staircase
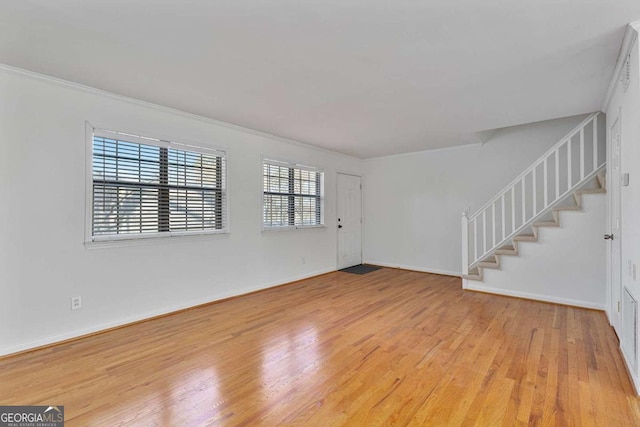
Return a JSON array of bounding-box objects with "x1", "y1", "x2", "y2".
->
[{"x1": 461, "y1": 112, "x2": 606, "y2": 282}]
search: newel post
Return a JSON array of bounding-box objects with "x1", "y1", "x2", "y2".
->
[{"x1": 461, "y1": 209, "x2": 469, "y2": 276}]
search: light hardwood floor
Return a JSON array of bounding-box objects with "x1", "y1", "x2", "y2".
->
[{"x1": 1, "y1": 268, "x2": 639, "y2": 426}]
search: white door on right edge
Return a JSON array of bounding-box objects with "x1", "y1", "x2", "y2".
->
[
  {"x1": 610, "y1": 116, "x2": 622, "y2": 336},
  {"x1": 337, "y1": 173, "x2": 362, "y2": 270}
]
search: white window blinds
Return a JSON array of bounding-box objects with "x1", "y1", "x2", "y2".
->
[
  {"x1": 263, "y1": 159, "x2": 324, "y2": 229},
  {"x1": 91, "y1": 129, "x2": 226, "y2": 240}
]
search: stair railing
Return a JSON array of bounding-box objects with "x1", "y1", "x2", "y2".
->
[{"x1": 461, "y1": 112, "x2": 606, "y2": 275}]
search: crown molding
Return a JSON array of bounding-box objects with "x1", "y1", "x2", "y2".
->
[{"x1": 0, "y1": 62, "x2": 362, "y2": 161}]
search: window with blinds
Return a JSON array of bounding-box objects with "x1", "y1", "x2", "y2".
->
[
  {"x1": 91, "y1": 129, "x2": 226, "y2": 240},
  {"x1": 263, "y1": 159, "x2": 324, "y2": 229}
]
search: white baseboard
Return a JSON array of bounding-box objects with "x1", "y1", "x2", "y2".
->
[
  {"x1": 363, "y1": 260, "x2": 461, "y2": 278},
  {"x1": 621, "y1": 345, "x2": 640, "y2": 395},
  {"x1": 464, "y1": 282, "x2": 605, "y2": 310},
  {"x1": 0, "y1": 268, "x2": 335, "y2": 357}
]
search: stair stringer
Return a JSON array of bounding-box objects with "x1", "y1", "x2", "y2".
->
[
  {"x1": 462, "y1": 187, "x2": 606, "y2": 309},
  {"x1": 462, "y1": 172, "x2": 605, "y2": 283}
]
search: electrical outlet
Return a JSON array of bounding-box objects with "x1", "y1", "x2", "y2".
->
[
  {"x1": 71, "y1": 296, "x2": 82, "y2": 310},
  {"x1": 302, "y1": 256, "x2": 306, "y2": 265}
]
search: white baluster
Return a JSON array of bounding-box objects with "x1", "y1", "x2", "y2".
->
[
  {"x1": 474, "y1": 217, "x2": 478, "y2": 263},
  {"x1": 580, "y1": 128, "x2": 585, "y2": 179},
  {"x1": 555, "y1": 148, "x2": 560, "y2": 200},
  {"x1": 533, "y1": 167, "x2": 537, "y2": 216},
  {"x1": 543, "y1": 158, "x2": 548, "y2": 208},
  {"x1": 593, "y1": 116, "x2": 598, "y2": 169},
  {"x1": 501, "y1": 194, "x2": 506, "y2": 241},
  {"x1": 521, "y1": 178, "x2": 526, "y2": 223},
  {"x1": 511, "y1": 186, "x2": 515, "y2": 233},
  {"x1": 492, "y1": 203, "x2": 496, "y2": 248},
  {"x1": 461, "y1": 211, "x2": 469, "y2": 275},
  {"x1": 483, "y1": 211, "x2": 487, "y2": 254},
  {"x1": 568, "y1": 137, "x2": 572, "y2": 188}
]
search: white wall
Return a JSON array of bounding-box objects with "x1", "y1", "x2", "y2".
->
[
  {"x1": 0, "y1": 67, "x2": 362, "y2": 356},
  {"x1": 468, "y1": 193, "x2": 606, "y2": 309},
  {"x1": 604, "y1": 25, "x2": 640, "y2": 392},
  {"x1": 363, "y1": 114, "x2": 588, "y2": 275}
]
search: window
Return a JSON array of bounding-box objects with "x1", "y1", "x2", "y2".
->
[
  {"x1": 90, "y1": 128, "x2": 226, "y2": 241},
  {"x1": 263, "y1": 159, "x2": 324, "y2": 229}
]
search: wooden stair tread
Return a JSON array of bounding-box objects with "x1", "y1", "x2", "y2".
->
[
  {"x1": 478, "y1": 262, "x2": 499, "y2": 269},
  {"x1": 576, "y1": 188, "x2": 606, "y2": 195},
  {"x1": 513, "y1": 234, "x2": 536, "y2": 241},
  {"x1": 463, "y1": 266, "x2": 484, "y2": 281},
  {"x1": 495, "y1": 247, "x2": 517, "y2": 255},
  {"x1": 554, "y1": 205, "x2": 581, "y2": 211},
  {"x1": 533, "y1": 221, "x2": 559, "y2": 227}
]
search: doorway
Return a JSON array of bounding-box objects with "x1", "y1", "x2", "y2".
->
[{"x1": 337, "y1": 173, "x2": 362, "y2": 269}]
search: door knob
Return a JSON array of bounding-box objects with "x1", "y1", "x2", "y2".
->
[
  {"x1": 338, "y1": 225, "x2": 343, "y2": 229},
  {"x1": 604, "y1": 234, "x2": 614, "y2": 240}
]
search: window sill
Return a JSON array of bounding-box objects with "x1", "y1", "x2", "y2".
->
[
  {"x1": 85, "y1": 231, "x2": 230, "y2": 249},
  {"x1": 261, "y1": 225, "x2": 327, "y2": 233}
]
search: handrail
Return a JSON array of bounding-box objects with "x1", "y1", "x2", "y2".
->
[
  {"x1": 468, "y1": 112, "x2": 600, "y2": 221},
  {"x1": 462, "y1": 111, "x2": 605, "y2": 271}
]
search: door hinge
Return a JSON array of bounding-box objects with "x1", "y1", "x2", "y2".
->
[{"x1": 618, "y1": 301, "x2": 621, "y2": 312}]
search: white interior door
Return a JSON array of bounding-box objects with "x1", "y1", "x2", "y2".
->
[
  {"x1": 337, "y1": 173, "x2": 362, "y2": 269},
  {"x1": 610, "y1": 116, "x2": 622, "y2": 336}
]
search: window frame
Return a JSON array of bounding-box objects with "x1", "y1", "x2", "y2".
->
[
  {"x1": 85, "y1": 123, "x2": 229, "y2": 246},
  {"x1": 261, "y1": 157, "x2": 325, "y2": 231}
]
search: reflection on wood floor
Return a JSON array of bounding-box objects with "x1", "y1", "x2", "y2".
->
[{"x1": 1, "y1": 268, "x2": 639, "y2": 426}]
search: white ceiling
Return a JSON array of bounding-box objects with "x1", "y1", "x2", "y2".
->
[{"x1": 1, "y1": 1, "x2": 639, "y2": 158}]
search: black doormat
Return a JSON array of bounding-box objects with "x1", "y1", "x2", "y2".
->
[{"x1": 339, "y1": 264, "x2": 382, "y2": 275}]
